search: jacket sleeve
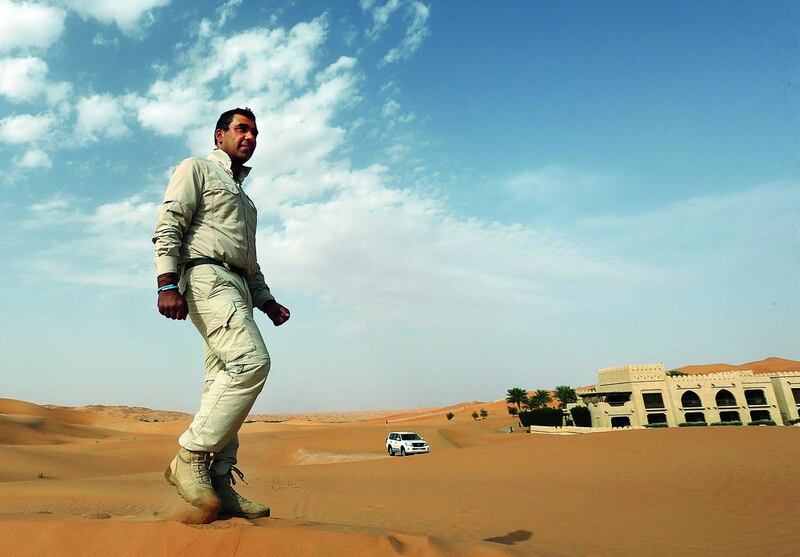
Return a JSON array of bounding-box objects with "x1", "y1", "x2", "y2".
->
[
  {"x1": 247, "y1": 262, "x2": 276, "y2": 309},
  {"x1": 152, "y1": 158, "x2": 203, "y2": 275}
]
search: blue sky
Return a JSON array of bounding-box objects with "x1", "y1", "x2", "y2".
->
[{"x1": 0, "y1": 0, "x2": 797, "y2": 412}]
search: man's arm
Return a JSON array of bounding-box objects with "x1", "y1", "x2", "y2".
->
[
  {"x1": 248, "y1": 264, "x2": 290, "y2": 326},
  {"x1": 152, "y1": 159, "x2": 202, "y2": 320}
]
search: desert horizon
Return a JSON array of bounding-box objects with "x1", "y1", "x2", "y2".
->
[{"x1": 3, "y1": 356, "x2": 799, "y2": 557}]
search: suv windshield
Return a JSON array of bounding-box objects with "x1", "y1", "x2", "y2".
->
[{"x1": 400, "y1": 434, "x2": 421, "y2": 440}]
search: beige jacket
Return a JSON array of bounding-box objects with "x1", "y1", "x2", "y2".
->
[{"x1": 152, "y1": 148, "x2": 274, "y2": 308}]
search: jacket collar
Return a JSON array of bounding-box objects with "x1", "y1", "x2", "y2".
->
[{"x1": 208, "y1": 148, "x2": 251, "y2": 183}]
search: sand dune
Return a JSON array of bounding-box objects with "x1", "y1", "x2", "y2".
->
[
  {"x1": 677, "y1": 356, "x2": 800, "y2": 375},
  {"x1": 1, "y1": 398, "x2": 799, "y2": 556}
]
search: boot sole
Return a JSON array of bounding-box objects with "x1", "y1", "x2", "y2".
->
[{"x1": 218, "y1": 508, "x2": 271, "y2": 519}]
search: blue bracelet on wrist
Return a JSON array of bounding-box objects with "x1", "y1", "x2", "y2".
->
[{"x1": 157, "y1": 284, "x2": 179, "y2": 293}]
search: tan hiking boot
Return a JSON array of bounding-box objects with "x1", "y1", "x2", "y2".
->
[
  {"x1": 164, "y1": 448, "x2": 221, "y2": 513},
  {"x1": 212, "y1": 466, "x2": 270, "y2": 519}
]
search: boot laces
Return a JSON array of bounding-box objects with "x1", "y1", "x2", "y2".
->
[
  {"x1": 189, "y1": 452, "x2": 213, "y2": 485},
  {"x1": 229, "y1": 466, "x2": 247, "y2": 485},
  {"x1": 221, "y1": 466, "x2": 251, "y2": 504}
]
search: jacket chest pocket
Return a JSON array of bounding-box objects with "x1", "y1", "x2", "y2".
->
[{"x1": 205, "y1": 175, "x2": 243, "y2": 221}]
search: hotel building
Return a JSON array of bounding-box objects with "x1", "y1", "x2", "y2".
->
[{"x1": 576, "y1": 363, "x2": 800, "y2": 427}]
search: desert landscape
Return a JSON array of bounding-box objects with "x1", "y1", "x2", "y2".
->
[{"x1": 1, "y1": 390, "x2": 798, "y2": 557}]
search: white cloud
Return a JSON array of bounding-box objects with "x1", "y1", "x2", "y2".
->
[
  {"x1": 133, "y1": 82, "x2": 212, "y2": 137},
  {"x1": 505, "y1": 165, "x2": 608, "y2": 202},
  {"x1": 383, "y1": 1, "x2": 429, "y2": 64},
  {"x1": 0, "y1": 112, "x2": 57, "y2": 144},
  {"x1": 64, "y1": 0, "x2": 171, "y2": 34},
  {"x1": 75, "y1": 94, "x2": 131, "y2": 141},
  {"x1": 215, "y1": 0, "x2": 241, "y2": 27},
  {"x1": 22, "y1": 193, "x2": 80, "y2": 227},
  {"x1": 91, "y1": 33, "x2": 119, "y2": 46},
  {"x1": 16, "y1": 148, "x2": 51, "y2": 169},
  {"x1": 0, "y1": 0, "x2": 65, "y2": 52},
  {"x1": 133, "y1": 17, "x2": 329, "y2": 138},
  {"x1": 382, "y1": 98, "x2": 400, "y2": 117},
  {"x1": 363, "y1": 0, "x2": 430, "y2": 64},
  {"x1": 578, "y1": 180, "x2": 800, "y2": 266},
  {"x1": 0, "y1": 56, "x2": 71, "y2": 104},
  {"x1": 23, "y1": 194, "x2": 158, "y2": 285},
  {"x1": 366, "y1": 0, "x2": 401, "y2": 38}
]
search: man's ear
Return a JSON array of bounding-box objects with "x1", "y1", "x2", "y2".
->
[{"x1": 214, "y1": 128, "x2": 224, "y2": 146}]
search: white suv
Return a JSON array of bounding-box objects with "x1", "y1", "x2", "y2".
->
[{"x1": 386, "y1": 431, "x2": 430, "y2": 456}]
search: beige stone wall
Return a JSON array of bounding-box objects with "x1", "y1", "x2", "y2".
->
[
  {"x1": 769, "y1": 373, "x2": 800, "y2": 423},
  {"x1": 581, "y1": 364, "x2": 799, "y2": 427}
]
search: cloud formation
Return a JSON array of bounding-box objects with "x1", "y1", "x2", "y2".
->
[
  {"x1": 75, "y1": 94, "x2": 131, "y2": 141},
  {"x1": 0, "y1": 112, "x2": 57, "y2": 144},
  {"x1": 17, "y1": 148, "x2": 52, "y2": 169},
  {"x1": 63, "y1": 0, "x2": 171, "y2": 34},
  {"x1": 0, "y1": 0, "x2": 66, "y2": 52},
  {"x1": 0, "y1": 56, "x2": 71, "y2": 104},
  {"x1": 363, "y1": 0, "x2": 430, "y2": 64}
]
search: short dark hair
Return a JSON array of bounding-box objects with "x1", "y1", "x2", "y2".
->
[{"x1": 214, "y1": 107, "x2": 256, "y2": 146}]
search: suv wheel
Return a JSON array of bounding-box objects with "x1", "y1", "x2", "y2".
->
[
  {"x1": 400, "y1": 446, "x2": 406, "y2": 456},
  {"x1": 387, "y1": 445, "x2": 394, "y2": 456}
]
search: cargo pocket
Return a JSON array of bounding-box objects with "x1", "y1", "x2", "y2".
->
[
  {"x1": 206, "y1": 302, "x2": 236, "y2": 338},
  {"x1": 204, "y1": 301, "x2": 254, "y2": 366}
]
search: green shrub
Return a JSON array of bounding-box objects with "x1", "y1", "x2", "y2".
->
[
  {"x1": 787, "y1": 418, "x2": 800, "y2": 425},
  {"x1": 710, "y1": 421, "x2": 742, "y2": 426},
  {"x1": 747, "y1": 420, "x2": 776, "y2": 426},
  {"x1": 644, "y1": 423, "x2": 668, "y2": 428},
  {"x1": 569, "y1": 405, "x2": 592, "y2": 427},
  {"x1": 446, "y1": 412, "x2": 454, "y2": 421},
  {"x1": 519, "y1": 407, "x2": 563, "y2": 427},
  {"x1": 678, "y1": 422, "x2": 708, "y2": 427}
]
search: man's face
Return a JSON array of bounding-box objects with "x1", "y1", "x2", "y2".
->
[{"x1": 215, "y1": 114, "x2": 258, "y2": 164}]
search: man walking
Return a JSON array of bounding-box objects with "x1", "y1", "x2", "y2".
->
[{"x1": 152, "y1": 107, "x2": 290, "y2": 519}]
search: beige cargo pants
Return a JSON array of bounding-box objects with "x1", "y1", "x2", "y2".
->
[{"x1": 177, "y1": 264, "x2": 271, "y2": 477}]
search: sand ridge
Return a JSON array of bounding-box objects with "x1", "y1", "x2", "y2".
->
[
  {"x1": 677, "y1": 356, "x2": 800, "y2": 375},
  {"x1": 1, "y1": 398, "x2": 799, "y2": 556}
]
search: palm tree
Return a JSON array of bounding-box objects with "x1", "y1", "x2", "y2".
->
[
  {"x1": 526, "y1": 389, "x2": 552, "y2": 410},
  {"x1": 506, "y1": 387, "x2": 528, "y2": 412},
  {"x1": 553, "y1": 385, "x2": 577, "y2": 408}
]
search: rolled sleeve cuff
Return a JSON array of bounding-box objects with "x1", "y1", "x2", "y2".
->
[{"x1": 155, "y1": 255, "x2": 179, "y2": 276}]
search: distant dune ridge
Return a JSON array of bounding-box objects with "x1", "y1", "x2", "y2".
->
[
  {"x1": 676, "y1": 356, "x2": 800, "y2": 375},
  {"x1": 1, "y1": 357, "x2": 799, "y2": 556}
]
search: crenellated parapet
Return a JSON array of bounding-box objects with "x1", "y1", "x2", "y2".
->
[{"x1": 598, "y1": 363, "x2": 665, "y2": 385}]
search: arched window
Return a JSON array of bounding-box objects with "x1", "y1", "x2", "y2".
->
[
  {"x1": 681, "y1": 390, "x2": 702, "y2": 408},
  {"x1": 715, "y1": 389, "x2": 737, "y2": 407}
]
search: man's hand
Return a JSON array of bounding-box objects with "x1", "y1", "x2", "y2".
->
[
  {"x1": 261, "y1": 299, "x2": 290, "y2": 326},
  {"x1": 157, "y1": 272, "x2": 188, "y2": 320},
  {"x1": 158, "y1": 290, "x2": 189, "y2": 320}
]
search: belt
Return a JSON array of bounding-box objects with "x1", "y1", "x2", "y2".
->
[{"x1": 182, "y1": 257, "x2": 246, "y2": 278}]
